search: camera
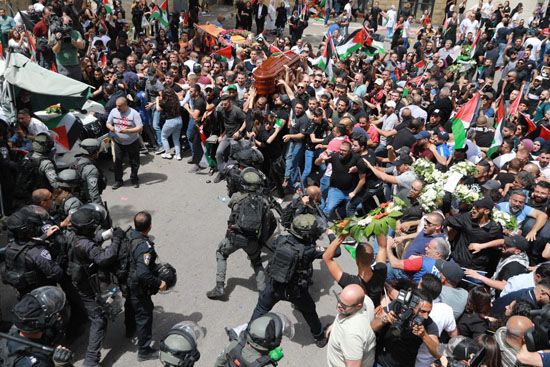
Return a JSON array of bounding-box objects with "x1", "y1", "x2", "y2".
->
[
  {"x1": 385, "y1": 289, "x2": 425, "y2": 336},
  {"x1": 525, "y1": 304, "x2": 550, "y2": 351},
  {"x1": 50, "y1": 15, "x2": 73, "y2": 43}
]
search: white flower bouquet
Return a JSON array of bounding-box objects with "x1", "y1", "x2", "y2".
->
[
  {"x1": 492, "y1": 209, "x2": 519, "y2": 232},
  {"x1": 453, "y1": 184, "x2": 481, "y2": 205}
]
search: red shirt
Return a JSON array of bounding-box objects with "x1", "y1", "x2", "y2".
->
[{"x1": 33, "y1": 20, "x2": 48, "y2": 38}]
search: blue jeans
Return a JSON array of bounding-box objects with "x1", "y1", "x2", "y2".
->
[
  {"x1": 323, "y1": 187, "x2": 351, "y2": 217},
  {"x1": 284, "y1": 141, "x2": 304, "y2": 185},
  {"x1": 186, "y1": 117, "x2": 195, "y2": 156},
  {"x1": 301, "y1": 149, "x2": 322, "y2": 182},
  {"x1": 320, "y1": 174, "x2": 330, "y2": 206},
  {"x1": 152, "y1": 107, "x2": 162, "y2": 146},
  {"x1": 386, "y1": 26, "x2": 394, "y2": 40},
  {"x1": 324, "y1": 8, "x2": 331, "y2": 25},
  {"x1": 161, "y1": 117, "x2": 183, "y2": 154}
]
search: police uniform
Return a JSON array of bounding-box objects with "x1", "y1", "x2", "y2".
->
[
  {"x1": 30, "y1": 152, "x2": 59, "y2": 190},
  {"x1": 209, "y1": 191, "x2": 267, "y2": 299},
  {"x1": 73, "y1": 156, "x2": 105, "y2": 204},
  {"x1": 68, "y1": 233, "x2": 120, "y2": 366},
  {"x1": 3, "y1": 238, "x2": 64, "y2": 296},
  {"x1": 214, "y1": 339, "x2": 275, "y2": 367},
  {"x1": 5, "y1": 334, "x2": 55, "y2": 367},
  {"x1": 124, "y1": 229, "x2": 161, "y2": 356},
  {"x1": 61, "y1": 196, "x2": 83, "y2": 217}
]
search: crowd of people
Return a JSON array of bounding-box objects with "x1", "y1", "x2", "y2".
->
[{"x1": 0, "y1": 0, "x2": 550, "y2": 365}]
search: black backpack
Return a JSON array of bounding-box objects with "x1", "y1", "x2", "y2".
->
[
  {"x1": 234, "y1": 194, "x2": 269, "y2": 240},
  {"x1": 267, "y1": 237, "x2": 305, "y2": 284},
  {"x1": 13, "y1": 157, "x2": 43, "y2": 200},
  {"x1": 2, "y1": 242, "x2": 40, "y2": 290},
  {"x1": 114, "y1": 230, "x2": 141, "y2": 290}
]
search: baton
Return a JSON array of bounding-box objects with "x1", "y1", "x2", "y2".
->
[{"x1": 0, "y1": 332, "x2": 55, "y2": 354}]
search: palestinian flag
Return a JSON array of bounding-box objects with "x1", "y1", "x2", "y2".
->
[
  {"x1": 300, "y1": 3, "x2": 308, "y2": 21},
  {"x1": 487, "y1": 98, "x2": 505, "y2": 158},
  {"x1": 407, "y1": 74, "x2": 423, "y2": 87},
  {"x1": 508, "y1": 87, "x2": 523, "y2": 117},
  {"x1": 519, "y1": 113, "x2": 537, "y2": 134},
  {"x1": 336, "y1": 28, "x2": 367, "y2": 60},
  {"x1": 269, "y1": 43, "x2": 283, "y2": 56},
  {"x1": 150, "y1": 5, "x2": 169, "y2": 28},
  {"x1": 100, "y1": 53, "x2": 108, "y2": 68},
  {"x1": 0, "y1": 43, "x2": 3, "y2": 59},
  {"x1": 315, "y1": 36, "x2": 335, "y2": 82},
  {"x1": 25, "y1": 30, "x2": 37, "y2": 61},
  {"x1": 451, "y1": 92, "x2": 480, "y2": 150},
  {"x1": 44, "y1": 113, "x2": 83, "y2": 151},
  {"x1": 470, "y1": 30, "x2": 481, "y2": 58},
  {"x1": 213, "y1": 45, "x2": 234, "y2": 69},
  {"x1": 363, "y1": 33, "x2": 385, "y2": 57},
  {"x1": 414, "y1": 60, "x2": 426, "y2": 69},
  {"x1": 102, "y1": 0, "x2": 113, "y2": 14},
  {"x1": 18, "y1": 11, "x2": 36, "y2": 32}
]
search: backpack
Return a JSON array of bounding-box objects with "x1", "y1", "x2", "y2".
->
[
  {"x1": 72, "y1": 159, "x2": 106, "y2": 201},
  {"x1": 234, "y1": 194, "x2": 269, "y2": 240},
  {"x1": 114, "y1": 230, "x2": 141, "y2": 290},
  {"x1": 267, "y1": 237, "x2": 305, "y2": 284},
  {"x1": 2, "y1": 242, "x2": 40, "y2": 290},
  {"x1": 13, "y1": 157, "x2": 43, "y2": 200}
]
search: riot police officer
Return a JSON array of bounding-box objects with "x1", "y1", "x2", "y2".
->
[
  {"x1": 53, "y1": 169, "x2": 83, "y2": 226},
  {"x1": 206, "y1": 171, "x2": 274, "y2": 300},
  {"x1": 2, "y1": 206, "x2": 64, "y2": 297},
  {"x1": 67, "y1": 205, "x2": 123, "y2": 367},
  {"x1": 124, "y1": 211, "x2": 166, "y2": 361},
  {"x1": 13, "y1": 133, "x2": 58, "y2": 206},
  {"x1": 224, "y1": 143, "x2": 266, "y2": 197},
  {"x1": 214, "y1": 313, "x2": 293, "y2": 367},
  {"x1": 73, "y1": 139, "x2": 106, "y2": 204},
  {"x1": 3, "y1": 286, "x2": 73, "y2": 366},
  {"x1": 159, "y1": 321, "x2": 203, "y2": 366},
  {"x1": 249, "y1": 214, "x2": 335, "y2": 348}
]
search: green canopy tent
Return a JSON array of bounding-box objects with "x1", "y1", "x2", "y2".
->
[{"x1": 0, "y1": 53, "x2": 92, "y2": 117}]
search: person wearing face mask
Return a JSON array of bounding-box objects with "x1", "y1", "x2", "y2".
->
[{"x1": 326, "y1": 284, "x2": 376, "y2": 367}]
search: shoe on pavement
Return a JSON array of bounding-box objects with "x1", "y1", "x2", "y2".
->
[
  {"x1": 213, "y1": 172, "x2": 224, "y2": 183},
  {"x1": 189, "y1": 165, "x2": 200, "y2": 173},
  {"x1": 315, "y1": 334, "x2": 328, "y2": 348},
  {"x1": 175, "y1": 155, "x2": 182, "y2": 161},
  {"x1": 186, "y1": 158, "x2": 194, "y2": 164},
  {"x1": 137, "y1": 346, "x2": 158, "y2": 361},
  {"x1": 161, "y1": 153, "x2": 172, "y2": 159},
  {"x1": 154, "y1": 148, "x2": 165, "y2": 155},
  {"x1": 112, "y1": 181, "x2": 123, "y2": 190},
  {"x1": 206, "y1": 284, "x2": 225, "y2": 300},
  {"x1": 132, "y1": 180, "x2": 139, "y2": 188}
]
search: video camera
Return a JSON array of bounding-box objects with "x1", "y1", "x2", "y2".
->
[
  {"x1": 525, "y1": 304, "x2": 550, "y2": 352},
  {"x1": 50, "y1": 15, "x2": 73, "y2": 43},
  {"x1": 385, "y1": 289, "x2": 425, "y2": 335}
]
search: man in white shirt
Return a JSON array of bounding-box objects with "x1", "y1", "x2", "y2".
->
[
  {"x1": 532, "y1": 150, "x2": 550, "y2": 179},
  {"x1": 459, "y1": 12, "x2": 479, "y2": 39},
  {"x1": 327, "y1": 284, "x2": 376, "y2": 367},
  {"x1": 17, "y1": 109, "x2": 50, "y2": 138},
  {"x1": 523, "y1": 33, "x2": 543, "y2": 61}
]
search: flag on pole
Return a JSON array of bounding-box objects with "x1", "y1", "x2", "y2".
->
[
  {"x1": 414, "y1": 60, "x2": 426, "y2": 69},
  {"x1": 150, "y1": 6, "x2": 169, "y2": 27},
  {"x1": 470, "y1": 30, "x2": 481, "y2": 58},
  {"x1": 300, "y1": 3, "x2": 308, "y2": 20},
  {"x1": 25, "y1": 30, "x2": 37, "y2": 61},
  {"x1": 487, "y1": 98, "x2": 505, "y2": 158},
  {"x1": 363, "y1": 33, "x2": 385, "y2": 56},
  {"x1": 213, "y1": 45, "x2": 234, "y2": 69},
  {"x1": 315, "y1": 36, "x2": 335, "y2": 81},
  {"x1": 508, "y1": 87, "x2": 523, "y2": 117},
  {"x1": 520, "y1": 113, "x2": 537, "y2": 134},
  {"x1": 335, "y1": 28, "x2": 367, "y2": 60},
  {"x1": 407, "y1": 75, "x2": 423, "y2": 87},
  {"x1": 452, "y1": 92, "x2": 480, "y2": 149},
  {"x1": 102, "y1": 0, "x2": 113, "y2": 14}
]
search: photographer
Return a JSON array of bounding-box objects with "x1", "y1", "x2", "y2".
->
[
  {"x1": 51, "y1": 14, "x2": 84, "y2": 81},
  {"x1": 373, "y1": 289, "x2": 440, "y2": 367}
]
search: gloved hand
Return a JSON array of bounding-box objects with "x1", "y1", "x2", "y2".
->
[
  {"x1": 52, "y1": 345, "x2": 73, "y2": 366},
  {"x1": 112, "y1": 227, "x2": 126, "y2": 240}
]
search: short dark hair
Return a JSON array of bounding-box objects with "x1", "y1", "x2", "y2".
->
[
  {"x1": 134, "y1": 211, "x2": 152, "y2": 232},
  {"x1": 17, "y1": 108, "x2": 31, "y2": 116},
  {"x1": 420, "y1": 274, "x2": 442, "y2": 300},
  {"x1": 536, "y1": 264, "x2": 550, "y2": 278}
]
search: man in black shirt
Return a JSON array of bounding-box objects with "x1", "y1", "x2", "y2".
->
[
  {"x1": 528, "y1": 181, "x2": 550, "y2": 214},
  {"x1": 349, "y1": 136, "x2": 384, "y2": 214},
  {"x1": 372, "y1": 289, "x2": 440, "y2": 367},
  {"x1": 323, "y1": 233, "x2": 388, "y2": 307},
  {"x1": 214, "y1": 95, "x2": 247, "y2": 182},
  {"x1": 301, "y1": 108, "x2": 329, "y2": 183},
  {"x1": 444, "y1": 197, "x2": 503, "y2": 274},
  {"x1": 315, "y1": 141, "x2": 361, "y2": 218},
  {"x1": 186, "y1": 85, "x2": 207, "y2": 172}
]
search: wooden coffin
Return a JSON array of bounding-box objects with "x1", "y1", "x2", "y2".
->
[{"x1": 253, "y1": 51, "x2": 300, "y2": 95}]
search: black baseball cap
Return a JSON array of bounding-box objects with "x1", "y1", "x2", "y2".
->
[
  {"x1": 393, "y1": 155, "x2": 413, "y2": 166},
  {"x1": 504, "y1": 235, "x2": 529, "y2": 252},
  {"x1": 473, "y1": 196, "x2": 494, "y2": 210}
]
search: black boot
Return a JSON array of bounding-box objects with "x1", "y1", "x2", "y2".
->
[{"x1": 206, "y1": 282, "x2": 225, "y2": 300}]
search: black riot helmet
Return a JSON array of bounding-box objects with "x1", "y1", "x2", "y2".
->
[
  {"x1": 245, "y1": 313, "x2": 294, "y2": 351},
  {"x1": 79, "y1": 138, "x2": 101, "y2": 156},
  {"x1": 12, "y1": 286, "x2": 67, "y2": 333},
  {"x1": 70, "y1": 205, "x2": 107, "y2": 234},
  {"x1": 156, "y1": 263, "x2": 177, "y2": 290},
  {"x1": 289, "y1": 214, "x2": 326, "y2": 243},
  {"x1": 7, "y1": 205, "x2": 50, "y2": 240},
  {"x1": 159, "y1": 321, "x2": 203, "y2": 367},
  {"x1": 79, "y1": 203, "x2": 111, "y2": 229}
]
